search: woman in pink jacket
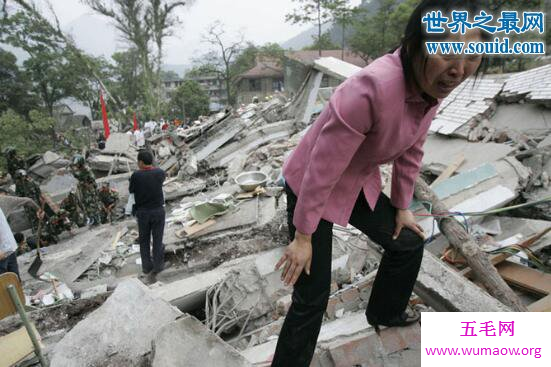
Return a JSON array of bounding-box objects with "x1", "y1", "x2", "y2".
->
[{"x1": 272, "y1": 1, "x2": 490, "y2": 365}]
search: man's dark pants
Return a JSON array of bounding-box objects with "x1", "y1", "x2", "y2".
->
[
  {"x1": 136, "y1": 207, "x2": 166, "y2": 274},
  {"x1": 0, "y1": 252, "x2": 20, "y2": 279},
  {"x1": 271, "y1": 183, "x2": 425, "y2": 367}
]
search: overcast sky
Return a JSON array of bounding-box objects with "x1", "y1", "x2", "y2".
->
[{"x1": 40, "y1": 0, "x2": 362, "y2": 65}]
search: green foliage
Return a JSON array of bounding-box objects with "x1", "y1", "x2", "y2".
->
[
  {"x1": 0, "y1": 109, "x2": 55, "y2": 158},
  {"x1": 349, "y1": 0, "x2": 418, "y2": 60},
  {"x1": 303, "y1": 32, "x2": 339, "y2": 51},
  {"x1": 0, "y1": 48, "x2": 38, "y2": 116},
  {"x1": 169, "y1": 80, "x2": 210, "y2": 121},
  {"x1": 286, "y1": 0, "x2": 334, "y2": 56}
]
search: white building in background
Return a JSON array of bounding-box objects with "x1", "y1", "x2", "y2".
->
[{"x1": 162, "y1": 74, "x2": 228, "y2": 112}]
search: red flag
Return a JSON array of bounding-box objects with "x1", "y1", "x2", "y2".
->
[
  {"x1": 133, "y1": 112, "x2": 138, "y2": 131},
  {"x1": 100, "y1": 90, "x2": 110, "y2": 139}
]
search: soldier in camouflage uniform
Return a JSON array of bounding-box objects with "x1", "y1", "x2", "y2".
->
[
  {"x1": 60, "y1": 192, "x2": 86, "y2": 227},
  {"x1": 14, "y1": 170, "x2": 43, "y2": 232},
  {"x1": 71, "y1": 155, "x2": 102, "y2": 225},
  {"x1": 3, "y1": 147, "x2": 26, "y2": 179},
  {"x1": 43, "y1": 209, "x2": 73, "y2": 245},
  {"x1": 98, "y1": 182, "x2": 119, "y2": 224}
]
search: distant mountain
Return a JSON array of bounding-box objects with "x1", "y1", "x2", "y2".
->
[
  {"x1": 281, "y1": 0, "x2": 405, "y2": 51},
  {"x1": 281, "y1": 22, "x2": 334, "y2": 50}
]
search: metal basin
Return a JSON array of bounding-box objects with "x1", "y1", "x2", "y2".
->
[{"x1": 235, "y1": 171, "x2": 268, "y2": 192}]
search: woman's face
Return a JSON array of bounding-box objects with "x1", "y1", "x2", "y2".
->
[{"x1": 414, "y1": 29, "x2": 483, "y2": 99}]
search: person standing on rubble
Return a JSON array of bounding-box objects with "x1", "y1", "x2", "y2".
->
[
  {"x1": 271, "y1": 1, "x2": 490, "y2": 365},
  {"x1": 71, "y1": 155, "x2": 102, "y2": 226},
  {"x1": 129, "y1": 150, "x2": 166, "y2": 284}
]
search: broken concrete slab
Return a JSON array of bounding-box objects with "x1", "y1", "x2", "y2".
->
[
  {"x1": 313, "y1": 57, "x2": 362, "y2": 81},
  {"x1": 28, "y1": 151, "x2": 70, "y2": 180},
  {"x1": 414, "y1": 251, "x2": 511, "y2": 312},
  {"x1": 241, "y1": 311, "x2": 373, "y2": 365},
  {"x1": 50, "y1": 279, "x2": 181, "y2": 367},
  {"x1": 417, "y1": 185, "x2": 516, "y2": 236},
  {"x1": 103, "y1": 132, "x2": 132, "y2": 154},
  {"x1": 18, "y1": 222, "x2": 130, "y2": 286},
  {"x1": 88, "y1": 154, "x2": 136, "y2": 173},
  {"x1": 206, "y1": 120, "x2": 294, "y2": 168},
  {"x1": 422, "y1": 134, "x2": 514, "y2": 175},
  {"x1": 151, "y1": 249, "x2": 277, "y2": 311},
  {"x1": 430, "y1": 76, "x2": 504, "y2": 136},
  {"x1": 151, "y1": 315, "x2": 251, "y2": 367},
  {"x1": 501, "y1": 64, "x2": 551, "y2": 106},
  {"x1": 193, "y1": 118, "x2": 251, "y2": 161},
  {"x1": 40, "y1": 172, "x2": 78, "y2": 202},
  {"x1": 313, "y1": 323, "x2": 421, "y2": 367},
  {"x1": 489, "y1": 103, "x2": 551, "y2": 138},
  {"x1": 163, "y1": 178, "x2": 207, "y2": 202}
]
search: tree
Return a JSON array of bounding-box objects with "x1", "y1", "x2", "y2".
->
[
  {"x1": 145, "y1": 0, "x2": 189, "y2": 113},
  {"x1": 84, "y1": 0, "x2": 192, "y2": 117},
  {"x1": 302, "y1": 31, "x2": 339, "y2": 51},
  {"x1": 286, "y1": 0, "x2": 333, "y2": 57},
  {"x1": 201, "y1": 21, "x2": 245, "y2": 106},
  {"x1": 110, "y1": 48, "x2": 145, "y2": 110},
  {"x1": 0, "y1": 48, "x2": 37, "y2": 116},
  {"x1": 325, "y1": 0, "x2": 364, "y2": 59},
  {"x1": 0, "y1": 109, "x2": 56, "y2": 159},
  {"x1": 169, "y1": 79, "x2": 209, "y2": 121},
  {"x1": 1, "y1": 9, "x2": 101, "y2": 116},
  {"x1": 349, "y1": 0, "x2": 413, "y2": 61}
]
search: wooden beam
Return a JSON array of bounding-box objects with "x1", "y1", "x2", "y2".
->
[
  {"x1": 415, "y1": 177, "x2": 527, "y2": 311},
  {"x1": 528, "y1": 294, "x2": 551, "y2": 312},
  {"x1": 430, "y1": 154, "x2": 465, "y2": 187},
  {"x1": 496, "y1": 260, "x2": 551, "y2": 297}
]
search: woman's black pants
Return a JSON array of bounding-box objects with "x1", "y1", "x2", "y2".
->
[{"x1": 271, "y1": 184, "x2": 425, "y2": 367}]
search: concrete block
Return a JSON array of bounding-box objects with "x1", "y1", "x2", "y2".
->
[
  {"x1": 50, "y1": 279, "x2": 181, "y2": 367},
  {"x1": 152, "y1": 316, "x2": 251, "y2": 367}
]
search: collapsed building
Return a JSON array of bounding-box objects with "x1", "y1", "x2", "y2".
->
[{"x1": 1, "y1": 58, "x2": 551, "y2": 367}]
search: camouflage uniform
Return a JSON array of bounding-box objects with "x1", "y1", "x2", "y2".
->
[
  {"x1": 14, "y1": 170, "x2": 42, "y2": 232},
  {"x1": 60, "y1": 192, "x2": 86, "y2": 227},
  {"x1": 71, "y1": 155, "x2": 102, "y2": 225},
  {"x1": 98, "y1": 183, "x2": 119, "y2": 223},
  {"x1": 43, "y1": 209, "x2": 72, "y2": 245},
  {"x1": 3, "y1": 148, "x2": 26, "y2": 179}
]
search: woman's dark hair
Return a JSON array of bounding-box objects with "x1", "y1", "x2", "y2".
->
[
  {"x1": 400, "y1": 0, "x2": 491, "y2": 87},
  {"x1": 137, "y1": 150, "x2": 154, "y2": 165}
]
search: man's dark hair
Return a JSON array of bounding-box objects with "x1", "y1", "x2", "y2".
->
[
  {"x1": 399, "y1": 0, "x2": 491, "y2": 88},
  {"x1": 137, "y1": 150, "x2": 154, "y2": 165},
  {"x1": 14, "y1": 232, "x2": 24, "y2": 243}
]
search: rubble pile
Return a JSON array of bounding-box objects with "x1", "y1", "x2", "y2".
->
[{"x1": 1, "y1": 57, "x2": 551, "y2": 367}]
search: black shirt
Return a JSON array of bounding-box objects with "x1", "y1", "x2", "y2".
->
[{"x1": 129, "y1": 167, "x2": 166, "y2": 210}]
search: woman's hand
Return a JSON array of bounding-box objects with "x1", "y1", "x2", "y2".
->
[
  {"x1": 393, "y1": 208, "x2": 424, "y2": 240},
  {"x1": 275, "y1": 231, "x2": 313, "y2": 286}
]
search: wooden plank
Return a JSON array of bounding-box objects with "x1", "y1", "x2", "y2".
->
[
  {"x1": 496, "y1": 260, "x2": 551, "y2": 297},
  {"x1": 0, "y1": 272, "x2": 24, "y2": 319},
  {"x1": 528, "y1": 294, "x2": 551, "y2": 312},
  {"x1": 176, "y1": 219, "x2": 216, "y2": 238},
  {"x1": 430, "y1": 154, "x2": 465, "y2": 187},
  {"x1": 0, "y1": 326, "x2": 35, "y2": 367}
]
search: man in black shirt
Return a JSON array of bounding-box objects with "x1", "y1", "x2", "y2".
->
[{"x1": 129, "y1": 150, "x2": 166, "y2": 284}]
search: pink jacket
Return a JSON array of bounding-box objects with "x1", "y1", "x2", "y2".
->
[{"x1": 282, "y1": 50, "x2": 441, "y2": 235}]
